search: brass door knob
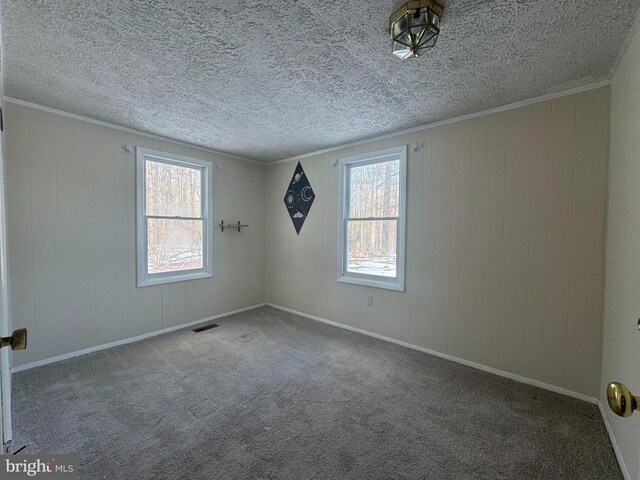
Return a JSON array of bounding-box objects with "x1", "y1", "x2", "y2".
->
[
  {"x1": 0, "y1": 328, "x2": 27, "y2": 351},
  {"x1": 607, "y1": 382, "x2": 640, "y2": 417}
]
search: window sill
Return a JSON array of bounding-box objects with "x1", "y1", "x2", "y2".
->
[
  {"x1": 337, "y1": 275, "x2": 405, "y2": 292},
  {"x1": 137, "y1": 271, "x2": 212, "y2": 288}
]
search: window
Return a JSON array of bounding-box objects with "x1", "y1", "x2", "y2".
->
[
  {"x1": 338, "y1": 146, "x2": 407, "y2": 291},
  {"x1": 136, "y1": 148, "x2": 213, "y2": 287}
]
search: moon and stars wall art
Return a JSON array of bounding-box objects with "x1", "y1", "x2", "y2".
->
[{"x1": 283, "y1": 162, "x2": 315, "y2": 235}]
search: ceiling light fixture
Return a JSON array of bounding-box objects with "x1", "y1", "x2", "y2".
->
[{"x1": 389, "y1": 0, "x2": 443, "y2": 59}]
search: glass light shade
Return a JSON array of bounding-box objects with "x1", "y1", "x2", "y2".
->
[{"x1": 390, "y1": 0, "x2": 442, "y2": 59}]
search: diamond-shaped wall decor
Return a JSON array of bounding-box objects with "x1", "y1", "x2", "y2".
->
[{"x1": 283, "y1": 162, "x2": 315, "y2": 235}]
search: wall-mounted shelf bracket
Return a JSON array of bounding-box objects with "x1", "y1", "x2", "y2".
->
[{"x1": 219, "y1": 220, "x2": 248, "y2": 232}]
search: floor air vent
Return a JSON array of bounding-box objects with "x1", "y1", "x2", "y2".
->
[{"x1": 192, "y1": 323, "x2": 219, "y2": 333}]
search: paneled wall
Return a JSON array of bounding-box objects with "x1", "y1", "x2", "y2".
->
[
  {"x1": 600, "y1": 24, "x2": 640, "y2": 479},
  {"x1": 266, "y1": 86, "x2": 610, "y2": 398},
  {"x1": 4, "y1": 102, "x2": 266, "y2": 368}
]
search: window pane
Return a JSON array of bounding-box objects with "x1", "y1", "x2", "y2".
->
[
  {"x1": 349, "y1": 159, "x2": 400, "y2": 218},
  {"x1": 347, "y1": 220, "x2": 397, "y2": 277},
  {"x1": 147, "y1": 218, "x2": 203, "y2": 274},
  {"x1": 146, "y1": 160, "x2": 202, "y2": 217}
]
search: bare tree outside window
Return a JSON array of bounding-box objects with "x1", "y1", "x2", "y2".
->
[
  {"x1": 347, "y1": 159, "x2": 400, "y2": 277},
  {"x1": 145, "y1": 160, "x2": 204, "y2": 274}
]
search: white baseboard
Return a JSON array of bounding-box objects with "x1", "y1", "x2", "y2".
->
[
  {"x1": 11, "y1": 303, "x2": 267, "y2": 373},
  {"x1": 598, "y1": 401, "x2": 631, "y2": 480},
  {"x1": 13, "y1": 301, "x2": 627, "y2": 477},
  {"x1": 266, "y1": 303, "x2": 598, "y2": 405},
  {"x1": 268, "y1": 304, "x2": 636, "y2": 474}
]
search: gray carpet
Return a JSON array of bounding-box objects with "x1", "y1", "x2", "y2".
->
[{"x1": 11, "y1": 306, "x2": 621, "y2": 479}]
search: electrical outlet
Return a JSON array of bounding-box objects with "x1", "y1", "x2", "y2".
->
[{"x1": 367, "y1": 295, "x2": 373, "y2": 306}]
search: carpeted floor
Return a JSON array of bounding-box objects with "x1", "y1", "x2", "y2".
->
[{"x1": 11, "y1": 306, "x2": 621, "y2": 479}]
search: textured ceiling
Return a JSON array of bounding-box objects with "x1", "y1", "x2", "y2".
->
[{"x1": 2, "y1": 0, "x2": 639, "y2": 162}]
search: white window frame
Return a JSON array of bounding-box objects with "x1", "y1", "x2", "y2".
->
[
  {"x1": 337, "y1": 146, "x2": 407, "y2": 292},
  {"x1": 136, "y1": 147, "x2": 213, "y2": 287}
]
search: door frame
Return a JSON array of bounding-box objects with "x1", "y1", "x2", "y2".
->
[{"x1": 0, "y1": 102, "x2": 13, "y2": 450}]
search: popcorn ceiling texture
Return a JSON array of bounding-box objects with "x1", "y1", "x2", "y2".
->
[{"x1": 2, "y1": 0, "x2": 638, "y2": 162}]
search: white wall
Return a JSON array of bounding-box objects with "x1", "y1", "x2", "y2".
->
[
  {"x1": 1, "y1": 85, "x2": 614, "y2": 401},
  {"x1": 4, "y1": 101, "x2": 266, "y2": 368},
  {"x1": 600, "y1": 24, "x2": 640, "y2": 479},
  {"x1": 266, "y1": 86, "x2": 610, "y2": 398}
]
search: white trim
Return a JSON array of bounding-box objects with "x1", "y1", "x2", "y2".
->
[
  {"x1": 11, "y1": 303, "x2": 267, "y2": 373},
  {"x1": 136, "y1": 147, "x2": 214, "y2": 287},
  {"x1": 266, "y1": 303, "x2": 598, "y2": 405},
  {"x1": 337, "y1": 146, "x2": 407, "y2": 292},
  {"x1": 598, "y1": 401, "x2": 631, "y2": 480},
  {"x1": 2, "y1": 97, "x2": 263, "y2": 165},
  {"x1": 336, "y1": 275, "x2": 405, "y2": 291},
  {"x1": 4, "y1": 82, "x2": 611, "y2": 167},
  {"x1": 137, "y1": 271, "x2": 212, "y2": 287},
  {"x1": 9, "y1": 299, "x2": 627, "y2": 478},
  {"x1": 0, "y1": 95, "x2": 12, "y2": 444},
  {"x1": 268, "y1": 80, "x2": 612, "y2": 165}
]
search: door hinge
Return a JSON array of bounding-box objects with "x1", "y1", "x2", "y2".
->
[{"x1": 0, "y1": 328, "x2": 27, "y2": 351}]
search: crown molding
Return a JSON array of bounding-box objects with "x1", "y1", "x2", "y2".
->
[
  {"x1": 268, "y1": 80, "x2": 611, "y2": 165},
  {"x1": 4, "y1": 79, "x2": 611, "y2": 167},
  {"x1": 2, "y1": 96, "x2": 265, "y2": 166}
]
